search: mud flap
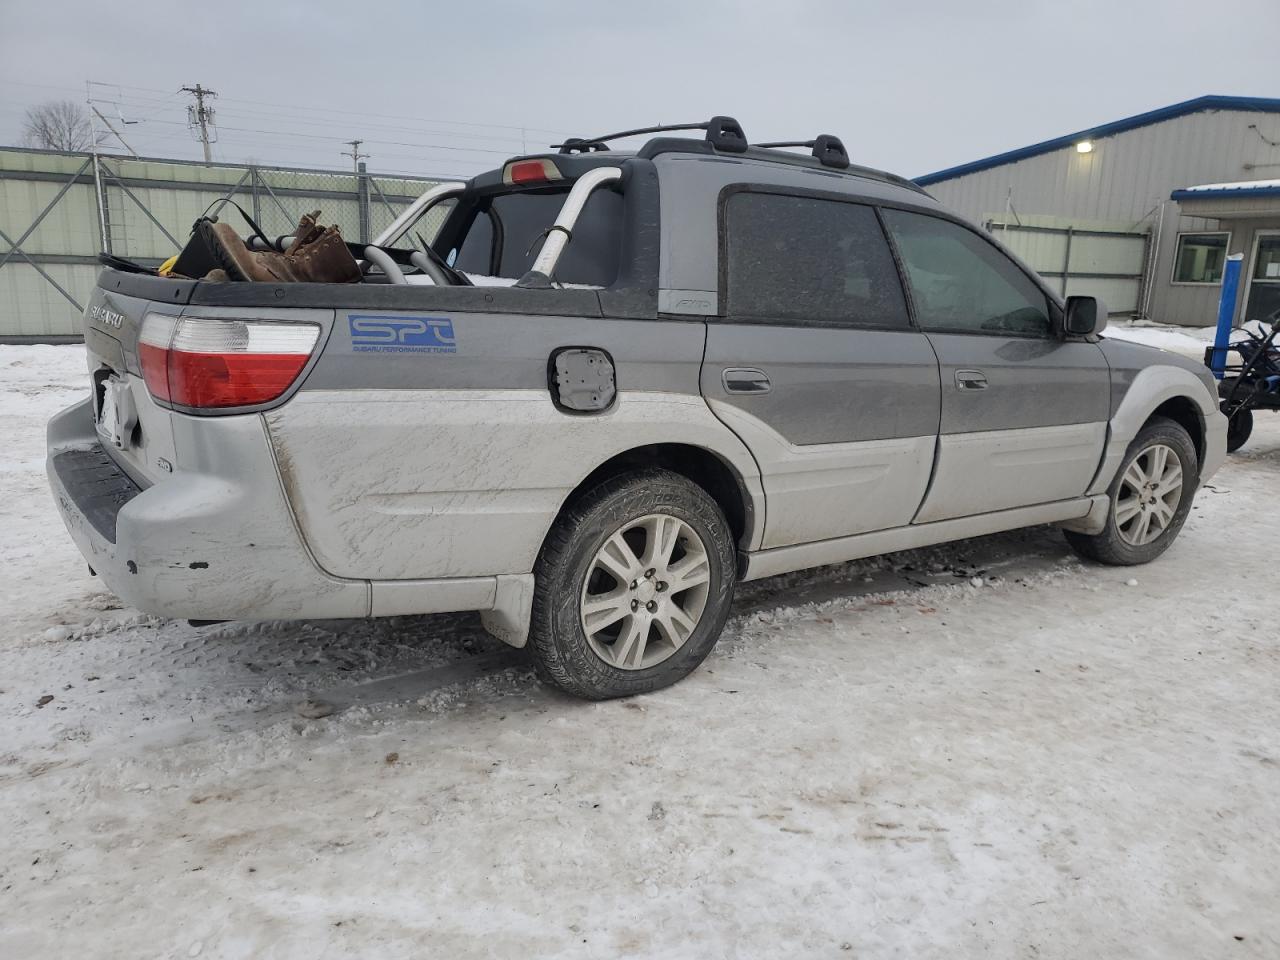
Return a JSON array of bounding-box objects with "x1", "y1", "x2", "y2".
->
[{"x1": 480, "y1": 574, "x2": 536, "y2": 648}]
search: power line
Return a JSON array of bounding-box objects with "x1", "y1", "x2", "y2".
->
[
  {"x1": 1, "y1": 79, "x2": 550, "y2": 177},
  {"x1": 130, "y1": 116, "x2": 517, "y2": 159},
  {"x1": 209, "y1": 91, "x2": 576, "y2": 139},
  {"x1": 3, "y1": 79, "x2": 578, "y2": 160},
  {"x1": 185, "y1": 103, "x2": 535, "y2": 146},
  {"x1": 44, "y1": 78, "x2": 577, "y2": 139},
  {"x1": 3, "y1": 78, "x2": 577, "y2": 138}
]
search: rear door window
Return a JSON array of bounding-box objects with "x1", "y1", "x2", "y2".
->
[
  {"x1": 881, "y1": 209, "x2": 1052, "y2": 337},
  {"x1": 722, "y1": 191, "x2": 911, "y2": 329}
]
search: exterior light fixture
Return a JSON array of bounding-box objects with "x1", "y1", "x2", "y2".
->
[{"x1": 1076, "y1": 140, "x2": 1094, "y2": 154}]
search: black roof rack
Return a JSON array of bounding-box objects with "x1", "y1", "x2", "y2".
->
[
  {"x1": 553, "y1": 115, "x2": 748, "y2": 155},
  {"x1": 754, "y1": 134, "x2": 850, "y2": 170},
  {"x1": 541, "y1": 119, "x2": 924, "y2": 195}
]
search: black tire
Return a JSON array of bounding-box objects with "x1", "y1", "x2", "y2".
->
[
  {"x1": 528, "y1": 468, "x2": 737, "y2": 700},
  {"x1": 1224, "y1": 403, "x2": 1253, "y2": 453},
  {"x1": 1064, "y1": 416, "x2": 1198, "y2": 566}
]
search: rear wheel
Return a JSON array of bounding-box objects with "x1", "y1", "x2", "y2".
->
[
  {"x1": 529, "y1": 468, "x2": 736, "y2": 700},
  {"x1": 1064, "y1": 416, "x2": 1198, "y2": 566},
  {"x1": 1224, "y1": 402, "x2": 1253, "y2": 453}
]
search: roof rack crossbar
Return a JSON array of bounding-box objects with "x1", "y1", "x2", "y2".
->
[
  {"x1": 553, "y1": 116, "x2": 747, "y2": 155},
  {"x1": 754, "y1": 135, "x2": 850, "y2": 170}
]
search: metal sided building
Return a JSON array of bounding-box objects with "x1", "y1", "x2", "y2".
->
[{"x1": 916, "y1": 95, "x2": 1280, "y2": 328}]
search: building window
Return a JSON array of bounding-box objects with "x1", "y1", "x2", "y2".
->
[
  {"x1": 1172, "y1": 232, "x2": 1230, "y2": 284},
  {"x1": 1252, "y1": 234, "x2": 1280, "y2": 281}
]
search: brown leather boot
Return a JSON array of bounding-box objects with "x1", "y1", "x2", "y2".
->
[
  {"x1": 284, "y1": 210, "x2": 324, "y2": 256},
  {"x1": 288, "y1": 226, "x2": 361, "y2": 283},
  {"x1": 210, "y1": 223, "x2": 303, "y2": 282},
  {"x1": 208, "y1": 219, "x2": 358, "y2": 283}
]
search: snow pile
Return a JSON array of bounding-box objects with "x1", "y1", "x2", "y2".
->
[{"x1": 0, "y1": 344, "x2": 123, "y2": 641}]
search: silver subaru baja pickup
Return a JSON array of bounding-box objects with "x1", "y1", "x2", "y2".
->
[{"x1": 48, "y1": 117, "x2": 1226, "y2": 699}]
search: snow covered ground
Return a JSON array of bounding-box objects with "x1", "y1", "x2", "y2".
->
[{"x1": 2, "y1": 345, "x2": 1279, "y2": 959}]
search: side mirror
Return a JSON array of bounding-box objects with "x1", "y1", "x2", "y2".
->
[{"x1": 1064, "y1": 295, "x2": 1108, "y2": 337}]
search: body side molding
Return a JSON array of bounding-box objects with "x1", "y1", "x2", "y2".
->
[{"x1": 741, "y1": 496, "x2": 1105, "y2": 581}]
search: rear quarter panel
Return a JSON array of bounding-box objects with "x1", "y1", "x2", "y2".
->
[{"x1": 266, "y1": 308, "x2": 760, "y2": 580}]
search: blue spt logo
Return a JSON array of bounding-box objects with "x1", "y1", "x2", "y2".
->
[{"x1": 349, "y1": 315, "x2": 457, "y2": 354}]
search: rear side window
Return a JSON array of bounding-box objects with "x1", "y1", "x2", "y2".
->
[
  {"x1": 451, "y1": 188, "x2": 623, "y2": 287},
  {"x1": 723, "y1": 192, "x2": 910, "y2": 329},
  {"x1": 881, "y1": 209, "x2": 1051, "y2": 337}
]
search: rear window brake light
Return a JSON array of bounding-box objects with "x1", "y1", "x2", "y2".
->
[{"x1": 502, "y1": 158, "x2": 563, "y2": 185}]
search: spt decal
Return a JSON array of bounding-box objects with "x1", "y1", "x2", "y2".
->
[{"x1": 348, "y1": 315, "x2": 457, "y2": 354}]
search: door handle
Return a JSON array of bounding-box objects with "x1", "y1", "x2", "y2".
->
[
  {"x1": 955, "y1": 369, "x2": 989, "y2": 391},
  {"x1": 722, "y1": 367, "x2": 771, "y2": 395}
]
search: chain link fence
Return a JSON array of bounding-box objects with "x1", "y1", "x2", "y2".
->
[
  {"x1": 99, "y1": 157, "x2": 440, "y2": 258},
  {"x1": 0, "y1": 147, "x2": 443, "y2": 339}
]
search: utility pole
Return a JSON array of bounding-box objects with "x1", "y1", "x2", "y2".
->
[
  {"x1": 342, "y1": 139, "x2": 368, "y2": 176},
  {"x1": 343, "y1": 140, "x2": 371, "y2": 243},
  {"x1": 182, "y1": 84, "x2": 218, "y2": 163}
]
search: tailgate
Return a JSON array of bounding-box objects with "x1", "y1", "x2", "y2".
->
[{"x1": 82, "y1": 285, "x2": 179, "y2": 487}]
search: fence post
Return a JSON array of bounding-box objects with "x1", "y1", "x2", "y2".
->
[
  {"x1": 251, "y1": 166, "x2": 262, "y2": 227},
  {"x1": 91, "y1": 153, "x2": 112, "y2": 254},
  {"x1": 357, "y1": 161, "x2": 370, "y2": 244},
  {"x1": 1209, "y1": 253, "x2": 1245, "y2": 378}
]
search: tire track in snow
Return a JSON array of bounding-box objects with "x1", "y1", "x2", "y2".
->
[{"x1": 4, "y1": 528, "x2": 1078, "y2": 782}]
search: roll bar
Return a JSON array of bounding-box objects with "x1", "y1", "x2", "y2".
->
[
  {"x1": 246, "y1": 168, "x2": 621, "y2": 287},
  {"x1": 372, "y1": 180, "x2": 467, "y2": 248},
  {"x1": 362, "y1": 246, "x2": 406, "y2": 284},
  {"x1": 516, "y1": 166, "x2": 624, "y2": 288}
]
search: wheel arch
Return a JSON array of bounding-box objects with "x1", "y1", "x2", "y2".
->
[
  {"x1": 551, "y1": 443, "x2": 760, "y2": 555},
  {"x1": 1089, "y1": 364, "x2": 1219, "y2": 496},
  {"x1": 1149, "y1": 395, "x2": 1206, "y2": 465}
]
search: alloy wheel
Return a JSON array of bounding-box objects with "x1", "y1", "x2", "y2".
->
[
  {"x1": 580, "y1": 513, "x2": 712, "y2": 670},
  {"x1": 1115, "y1": 443, "x2": 1183, "y2": 546}
]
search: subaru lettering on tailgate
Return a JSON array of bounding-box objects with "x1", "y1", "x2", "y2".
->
[{"x1": 349, "y1": 315, "x2": 457, "y2": 354}]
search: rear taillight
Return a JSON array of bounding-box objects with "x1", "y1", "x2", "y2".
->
[{"x1": 139, "y1": 314, "x2": 320, "y2": 409}]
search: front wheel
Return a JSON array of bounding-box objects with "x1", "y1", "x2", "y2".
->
[
  {"x1": 528, "y1": 468, "x2": 737, "y2": 699},
  {"x1": 1064, "y1": 416, "x2": 1198, "y2": 566}
]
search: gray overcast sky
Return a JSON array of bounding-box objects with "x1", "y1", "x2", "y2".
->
[{"x1": 2, "y1": 0, "x2": 1277, "y2": 180}]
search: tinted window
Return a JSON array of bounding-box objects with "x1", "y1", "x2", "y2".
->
[
  {"x1": 882, "y1": 209, "x2": 1051, "y2": 337},
  {"x1": 724, "y1": 192, "x2": 910, "y2": 328},
  {"x1": 453, "y1": 209, "x2": 494, "y2": 273},
  {"x1": 451, "y1": 188, "x2": 622, "y2": 286}
]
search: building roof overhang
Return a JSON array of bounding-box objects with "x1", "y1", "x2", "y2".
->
[
  {"x1": 915, "y1": 95, "x2": 1280, "y2": 187},
  {"x1": 1170, "y1": 179, "x2": 1280, "y2": 220}
]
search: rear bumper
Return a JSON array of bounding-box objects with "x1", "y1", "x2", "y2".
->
[
  {"x1": 47, "y1": 397, "x2": 372, "y2": 620},
  {"x1": 47, "y1": 400, "x2": 535, "y2": 640}
]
